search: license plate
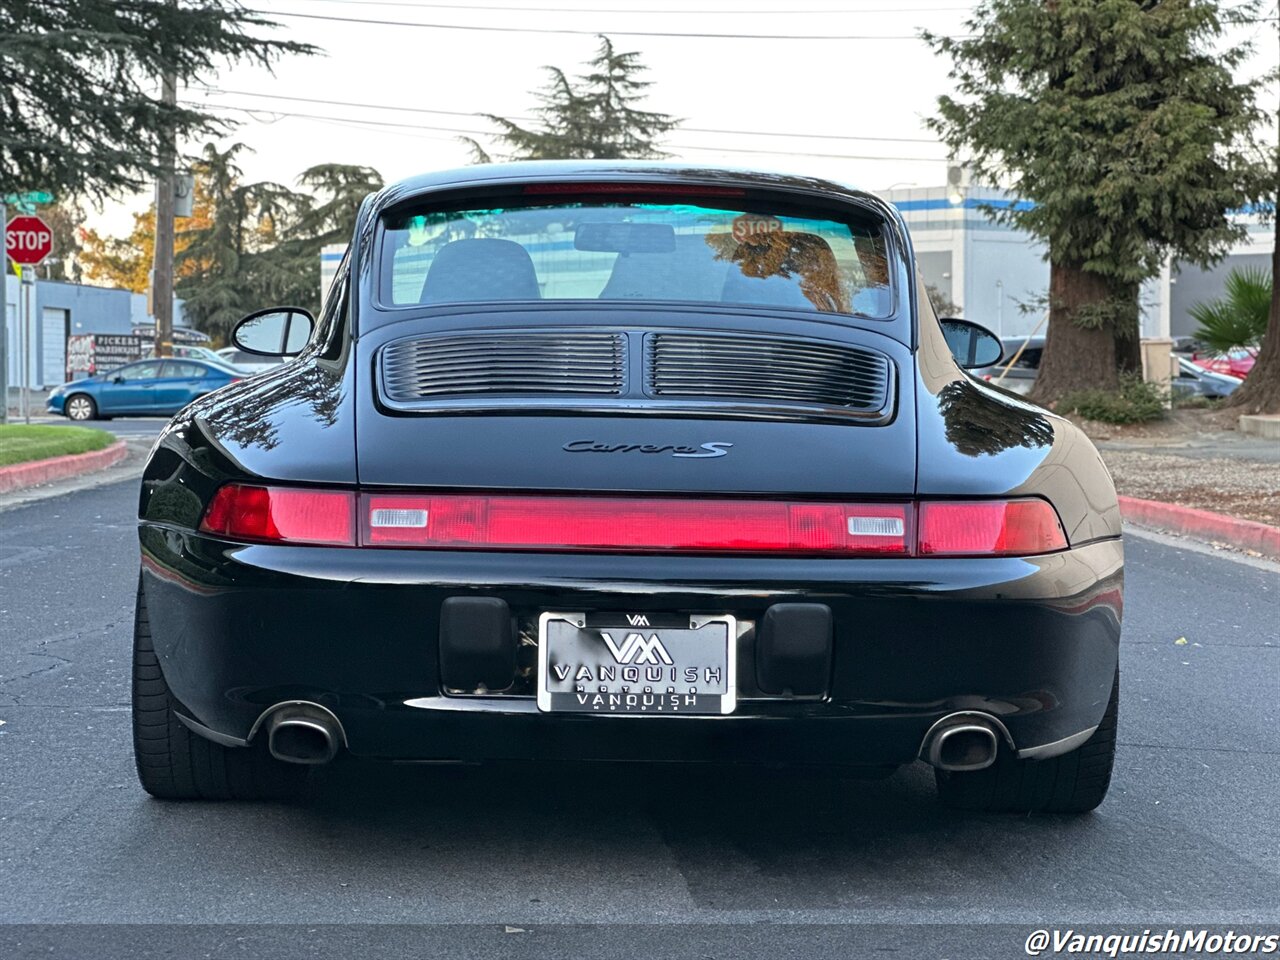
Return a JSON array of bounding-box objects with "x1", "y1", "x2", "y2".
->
[{"x1": 537, "y1": 612, "x2": 736, "y2": 715}]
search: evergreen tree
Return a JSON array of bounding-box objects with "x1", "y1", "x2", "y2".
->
[
  {"x1": 925, "y1": 0, "x2": 1269, "y2": 403},
  {"x1": 175, "y1": 143, "x2": 309, "y2": 341},
  {"x1": 292, "y1": 164, "x2": 383, "y2": 250},
  {"x1": 467, "y1": 36, "x2": 678, "y2": 161},
  {"x1": 1, "y1": 1, "x2": 313, "y2": 200},
  {"x1": 83, "y1": 155, "x2": 383, "y2": 329},
  {"x1": 256, "y1": 164, "x2": 384, "y2": 313}
]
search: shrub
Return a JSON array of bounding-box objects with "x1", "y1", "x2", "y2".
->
[{"x1": 1060, "y1": 375, "x2": 1167, "y2": 425}]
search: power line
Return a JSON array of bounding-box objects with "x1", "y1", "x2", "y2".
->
[
  {"x1": 194, "y1": 87, "x2": 941, "y2": 143},
  {"x1": 188, "y1": 100, "x2": 948, "y2": 161},
  {"x1": 283, "y1": 0, "x2": 972, "y2": 14},
  {"x1": 265, "y1": 9, "x2": 929, "y2": 39}
]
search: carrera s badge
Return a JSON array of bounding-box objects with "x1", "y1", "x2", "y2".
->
[{"x1": 562, "y1": 440, "x2": 733, "y2": 459}]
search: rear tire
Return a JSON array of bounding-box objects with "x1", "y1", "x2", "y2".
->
[
  {"x1": 935, "y1": 669, "x2": 1118, "y2": 814},
  {"x1": 132, "y1": 577, "x2": 305, "y2": 801},
  {"x1": 65, "y1": 393, "x2": 96, "y2": 421}
]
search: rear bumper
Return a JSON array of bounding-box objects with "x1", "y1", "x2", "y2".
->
[{"x1": 139, "y1": 528, "x2": 1122, "y2": 767}]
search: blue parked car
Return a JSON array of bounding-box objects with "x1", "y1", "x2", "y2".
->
[{"x1": 47, "y1": 359, "x2": 243, "y2": 421}]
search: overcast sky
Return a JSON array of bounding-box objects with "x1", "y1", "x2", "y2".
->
[{"x1": 91, "y1": 0, "x2": 1277, "y2": 235}]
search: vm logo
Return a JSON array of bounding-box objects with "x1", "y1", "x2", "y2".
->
[
  {"x1": 601, "y1": 631, "x2": 673, "y2": 665},
  {"x1": 625, "y1": 614, "x2": 650, "y2": 626}
]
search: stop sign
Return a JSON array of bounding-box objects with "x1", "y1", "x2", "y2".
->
[{"x1": 5, "y1": 215, "x2": 54, "y2": 266}]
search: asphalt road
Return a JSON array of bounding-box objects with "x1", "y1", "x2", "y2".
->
[{"x1": 1, "y1": 477, "x2": 1278, "y2": 958}]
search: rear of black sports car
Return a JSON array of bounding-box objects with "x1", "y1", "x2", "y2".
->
[{"x1": 134, "y1": 162, "x2": 1122, "y2": 813}]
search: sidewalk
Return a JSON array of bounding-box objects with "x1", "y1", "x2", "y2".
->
[{"x1": 1092, "y1": 430, "x2": 1279, "y2": 528}]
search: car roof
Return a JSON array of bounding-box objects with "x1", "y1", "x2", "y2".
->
[{"x1": 374, "y1": 160, "x2": 901, "y2": 220}]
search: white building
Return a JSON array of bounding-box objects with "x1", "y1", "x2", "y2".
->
[{"x1": 880, "y1": 180, "x2": 1271, "y2": 341}]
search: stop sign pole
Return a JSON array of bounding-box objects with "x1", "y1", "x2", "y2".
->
[{"x1": 5, "y1": 213, "x2": 54, "y2": 424}]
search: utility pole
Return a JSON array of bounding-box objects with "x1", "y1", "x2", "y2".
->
[
  {"x1": 152, "y1": 64, "x2": 177, "y2": 359},
  {"x1": 1, "y1": 198, "x2": 7, "y2": 424}
]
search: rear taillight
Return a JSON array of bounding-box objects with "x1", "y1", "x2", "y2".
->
[
  {"x1": 199, "y1": 484, "x2": 355, "y2": 545},
  {"x1": 197, "y1": 487, "x2": 1067, "y2": 557},
  {"x1": 917, "y1": 499, "x2": 1067, "y2": 557},
  {"x1": 364, "y1": 494, "x2": 910, "y2": 556}
]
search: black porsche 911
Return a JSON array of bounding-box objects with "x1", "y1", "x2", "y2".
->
[{"x1": 133, "y1": 161, "x2": 1121, "y2": 813}]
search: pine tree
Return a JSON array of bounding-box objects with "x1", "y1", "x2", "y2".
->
[
  {"x1": 176, "y1": 143, "x2": 310, "y2": 341},
  {"x1": 467, "y1": 36, "x2": 678, "y2": 161},
  {"x1": 251, "y1": 164, "x2": 385, "y2": 314},
  {"x1": 925, "y1": 0, "x2": 1269, "y2": 403},
  {"x1": 1, "y1": 1, "x2": 313, "y2": 200}
]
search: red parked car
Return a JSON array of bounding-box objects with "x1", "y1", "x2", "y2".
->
[{"x1": 1192, "y1": 347, "x2": 1257, "y2": 379}]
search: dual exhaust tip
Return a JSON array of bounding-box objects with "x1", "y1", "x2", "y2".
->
[
  {"x1": 264, "y1": 703, "x2": 343, "y2": 765},
  {"x1": 260, "y1": 703, "x2": 1003, "y2": 771},
  {"x1": 922, "y1": 716, "x2": 1001, "y2": 772}
]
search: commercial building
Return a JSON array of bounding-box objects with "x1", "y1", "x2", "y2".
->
[
  {"x1": 880, "y1": 180, "x2": 1270, "y2": 341},
  {"x1": 3, "y1": 277, "x2": 184, "y2": 390}
]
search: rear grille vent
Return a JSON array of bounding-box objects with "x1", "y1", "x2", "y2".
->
[
  {"x1": 381, "y1": 331, "x2": 626, "y2": 401},
  {"x1": 648, "y1": 333, "x2": 891, "y2": 413}
]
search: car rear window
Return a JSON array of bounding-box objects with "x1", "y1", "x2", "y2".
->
[{"x1": 379, "y1": 195, "x2": 894, "y2": 318}]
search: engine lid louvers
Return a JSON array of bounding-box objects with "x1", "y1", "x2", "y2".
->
[
  {"x1": 647, "y1": 333, "x2": 890, "y2": 412},
  {"x1": 381, "y1": 331, "x2": 625, "y2": 401},
  {"x1": 376, "y1": 328, "x2": 894, "y2": 423}
]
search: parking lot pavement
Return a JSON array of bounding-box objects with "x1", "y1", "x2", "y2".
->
[
  {"x1": 1, "y1": 478, "x2": 1277, "y2": 957},
  {"x1": 20, "y1": 416, "x2": 168, "y2": 440}
]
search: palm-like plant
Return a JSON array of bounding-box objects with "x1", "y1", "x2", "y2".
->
[{"x1": 1190, "y1": 267, "x2": 1272, "y2": 354}]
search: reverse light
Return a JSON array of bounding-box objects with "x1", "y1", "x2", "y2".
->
[
  {"x1": 917, "y1": 499, "x2": 1067, "y2": 557},
  {"x1": 199, "y1": 484, "x2": 355, "y2": 546}
]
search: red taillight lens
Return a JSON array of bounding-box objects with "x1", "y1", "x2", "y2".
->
[
  {"x1": 199, "y1": 487, "x2": 1067, "y2": 557},
  {"x1": 199, "y1": 484, "x2": 355, "y2": 545},
  {"x1": 363, "y1": 494, "x2": 909, "y2": 556},
  {"x1": 917, "y1": 499, "x2": 1067, "y2": 557}
]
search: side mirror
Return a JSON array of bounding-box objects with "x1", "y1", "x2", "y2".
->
[
  {"x1": 112, "y1": 375, "x2": 125, "y2": 384},
  {"x1": 231, "y1": 307, "x2": 316, "y2": 358},
  {"x1": 940, "y1": 318, "x2": 1003, "y2": 369}
]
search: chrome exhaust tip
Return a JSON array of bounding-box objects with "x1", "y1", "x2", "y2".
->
[
  {"x1": 924, "y1": 720, "x2": 1000, "y2": 772},
  {"x1": 264, "y1": 703, "x2": 342, "y2": 765}
]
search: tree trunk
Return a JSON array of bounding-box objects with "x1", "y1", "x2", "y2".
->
[
  {"x1": 1030, "y1": 261, "x2": 1120, "y2": 404},
  {"x1": 1225, "y1": 211, "x2": 1280, "y2": 414},
  {"x1": 1112, "y1": 280, "x2": 1143, "y2": 377}
]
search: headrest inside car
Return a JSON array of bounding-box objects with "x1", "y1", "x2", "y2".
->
[{"x1": 420, "y1": 238, "x2": 541, "y2": 303}]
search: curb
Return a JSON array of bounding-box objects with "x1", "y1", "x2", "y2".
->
[
  {"x1": 0, "y1": 440, "x2": 129, "y2": 494},
  {"x1": 1119, "y1": 495, "x2": 1280, "y2": 560}
]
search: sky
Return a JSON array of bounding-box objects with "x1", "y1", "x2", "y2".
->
[{"x1": 90, "y1": 0, "x2": 1278, "y2": 236}]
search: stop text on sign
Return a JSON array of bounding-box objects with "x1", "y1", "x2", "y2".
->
[{"x1": 5, "y1": 215, "x2": 54, "y2": 265}]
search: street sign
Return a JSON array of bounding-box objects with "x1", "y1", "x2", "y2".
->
[
  {"x1": 3, "y1": 191, "x2": 54, "y2": 214},
  {"x1": 5, "y1": 214, "x2": 54, "y2": 266},
  {"x1": 3, "y1": 191, "x2": 54, "y2": 206}
]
